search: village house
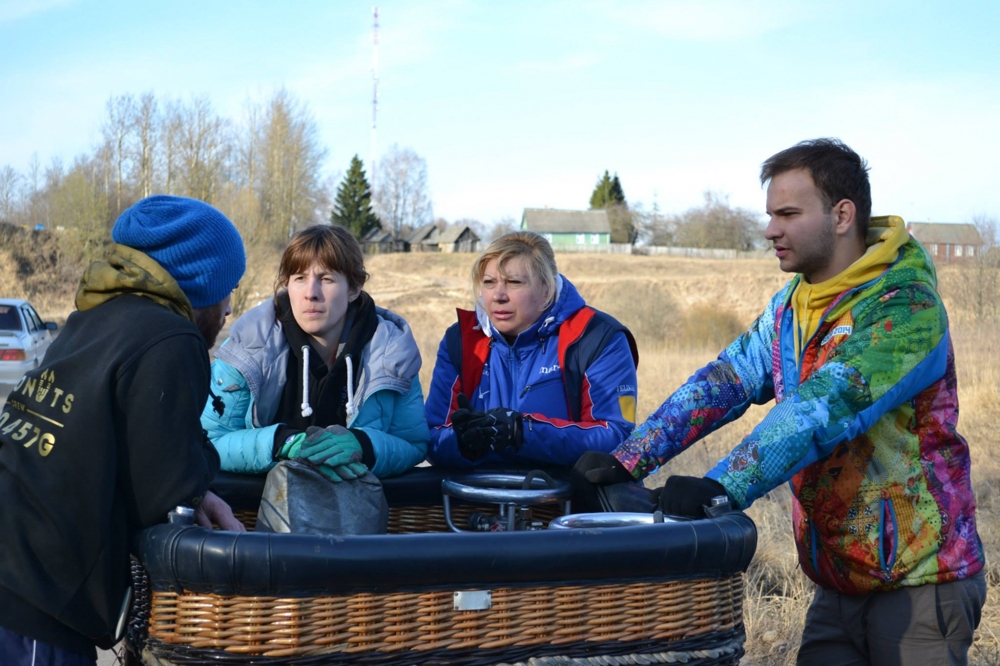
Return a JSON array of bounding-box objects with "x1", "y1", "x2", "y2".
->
[
  {"x1": 907, "y1": 222, "x2": 982, "y2": 265},
  {"x1": 520, "y1": 208, "x2": 611, "y2": 249},
  {"x1": 437, "y1": 224, "x2": 481, "y2": 253},
  {"x1": 360, "y1": 227, "x2": 408, "y2": 254},
  {"x1": 406, "y1": 223, "x2": 439, "y2": 252}
]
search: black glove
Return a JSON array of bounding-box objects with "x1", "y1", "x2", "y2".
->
[
  {"x1": 463, "y1": 407, "x2": 523, "y2": 452},
  {"x1": 651, "y1": 476, "x2": 730, "y2": 518},
  {"x1": 451, "y1": 393, "x2": 495, "y2": 461},
  {"x1": 450, "y1": 393, "x2": 481, "y2": 440},
  {"x1": 570, "y1": 451, "x2": 635, "y2": 513}
]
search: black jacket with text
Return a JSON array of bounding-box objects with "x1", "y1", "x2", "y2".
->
[{"x1": 0, "y1": 247, "x2": 221, "y2": 658}]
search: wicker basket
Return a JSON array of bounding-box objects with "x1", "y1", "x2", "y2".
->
[
  {"x1": 129, "y1": 470, "x2": 755, "y2": 665},
  {"x1": 137, "y1": 573, "x2": 744, "y2": 665}
]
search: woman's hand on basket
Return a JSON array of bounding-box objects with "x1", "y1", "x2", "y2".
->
[
  {"x1": 194, "y1": 490, "x2": 247, "y2": 532},
  {"x1": 452, "y1": 393, "x2": 492, "y2": 460},
  {"x1": 462, "y1": 408, "x2": 523, "y2": 453},
  {"x1": 452, "y1": 394, "x2": 523, "y2": 460}
]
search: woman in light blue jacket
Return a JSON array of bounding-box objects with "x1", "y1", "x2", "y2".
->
[{"x1": 201, "y1": 225, "x2": 428, "y2": 481}]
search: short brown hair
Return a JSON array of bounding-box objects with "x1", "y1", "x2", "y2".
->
[
  {"x1": 275, "y1": 225, "x2": 369, "y2": 296},
  {"x1": 760, "y1": 138, "x2": 872, "y2": 237},
  {"x1": 471, "y1": 231, "x2": 559, "y2": 308}
]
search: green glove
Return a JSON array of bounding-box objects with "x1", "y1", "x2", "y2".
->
[
  {"x1": 298, "y1": 426, "x2": 363, "y2": 467},
  {"x1": 277, "y1": 432, "x2": 307, "y2": 460},
  {"x1": 315, "y1": 461, "x2": 369, "y2": 483},
  {"x1": 276, "y1": 426, "x2": 369, "y2": 482}
]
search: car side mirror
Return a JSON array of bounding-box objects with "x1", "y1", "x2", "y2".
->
[{"x1": 45, "y1": 322, "x2": 58, "y2": 331}]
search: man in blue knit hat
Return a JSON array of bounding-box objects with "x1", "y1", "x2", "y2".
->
[{"x1": 0, "y1": 195, "x2": 248, "y2": 665}]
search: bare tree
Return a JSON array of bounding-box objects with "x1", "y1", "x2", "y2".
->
[
  {"x1": 175, "y1": 96, "x2": 230, "y2": 204},
  {"x1": 607, "y1": 203, "x2": 638, "y2": 245},
  {"x1": 223, "y1": 99, "x2": 266, "y2": 245},
  {"x1": 27, "y1": 153, "x2": 40, "y2": 195},
  {"x1": 374, "y1": 144, "x2": 432, "y2": 237},
  {"x1": 160, "y1": 99, "x2": 183, "y2": 195},
  {"x1": 671, "y1": 191, "x2": 763, "y2": 251},
  {"x1": 132, "y1": 92, "x2": 158, "y2": 199},
  {"x1": 489, "y1": 216, "x2": 519, "y2": 241},
  {"x1": 957, "y1": 214, "x2": 1000, "y2": 324},
  {"x1": 102, "y1": 94, "x2": 136, "y2": 216},
  {"x1": 631, "y1": 202, "x2": 674, "y2": 246},
  {"x1": 257, "y1": 90, "x2": 327, "y2": 241},
  {"x1": 237, "y1": 99, "x2": 263, "y2": 193},
  {"x1": 0, "y1": 165, "x2": 21, "y2": 222},
  {"x1": 50, "y1": 157, "x2": 110, "y2": 265},
  {"x1": 23, "y1": 153, "x2": 43, "y2": 228}
]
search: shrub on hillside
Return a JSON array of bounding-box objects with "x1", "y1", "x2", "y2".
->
[
  {"x1": 576, "y1": 279, "x2": 680, "y2": 346},
  {"x1": 0, "y1": 224, "x2": 81, "y2": 313},
  {"x1": 677, "y1": 305, "x2": 746, "y2": 350}
]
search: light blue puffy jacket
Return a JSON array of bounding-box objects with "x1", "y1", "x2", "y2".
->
[{"x1": 200, "y1": 298, "x2": 429, "y2": 478}]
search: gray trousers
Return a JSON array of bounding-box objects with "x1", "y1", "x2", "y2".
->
[{"x1": 796, "y1": 572, "x2": 986, "y2": 666}]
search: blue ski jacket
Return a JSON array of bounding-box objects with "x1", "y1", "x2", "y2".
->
[{"x1": 425, "y1": 276, "x2": 637, "y2": 468}]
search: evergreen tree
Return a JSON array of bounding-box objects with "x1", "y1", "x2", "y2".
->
[
  {"x1": 589, "y1": 170, "x2": 634, "y2": 243},
  {"x1": 589, "y1": 170, "x2": 626, "y2": 209},
  {"x1": 331, "y1": 155, "x2": 380, "y2": 239},
  {"x1": 589, "y1": 170, "x2": 613, "y2": 209},
  {"x1": 609, "y1": 174, "x2": 626, "y2": 206}
]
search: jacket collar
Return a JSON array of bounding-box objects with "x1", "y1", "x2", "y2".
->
[
  {"x1": 475, "y1": 274, "x2": 587, "y2": 347},
  {"x1": 75, "y1": 243, "x2": 194, "y2": 322}
]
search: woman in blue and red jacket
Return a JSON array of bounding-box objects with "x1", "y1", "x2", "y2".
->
[{"x1": 425, "y1": 231, "x2": 638, "y2": 468}]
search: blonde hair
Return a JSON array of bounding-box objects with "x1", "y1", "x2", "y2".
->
[{"x1": 471, "y1": 231, "x2": 559, "y2": 309}]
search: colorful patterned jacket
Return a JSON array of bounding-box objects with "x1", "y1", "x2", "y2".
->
[{"x1": 614, "y1": 227, "x2": 984, "y2": 594}]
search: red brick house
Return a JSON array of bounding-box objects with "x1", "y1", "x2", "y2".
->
[{"x1": 906, "y1": 222, "x2": 983, "y2": 265}]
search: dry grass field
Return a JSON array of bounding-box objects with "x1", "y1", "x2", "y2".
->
[
  {"x1": 362, "y1": 251, "x2": 1000, "y2": 666},
  {"x1": 3, "y1": 245, "x2": 998, "y2": 665}
]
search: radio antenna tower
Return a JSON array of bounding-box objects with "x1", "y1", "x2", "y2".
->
[{"x1": 370, "y1": 6, "x2": 379, "y2": 193}]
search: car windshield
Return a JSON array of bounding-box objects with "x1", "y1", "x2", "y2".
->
[{"x1": 0, "y1": 306, "x2": 22, "y2": 331}]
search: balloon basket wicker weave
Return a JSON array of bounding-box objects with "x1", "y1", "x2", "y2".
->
[{"x1": 125, "y1": 467, "x2": 756, "y2": 666}]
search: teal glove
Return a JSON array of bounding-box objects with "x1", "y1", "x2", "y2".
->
[
  {"x1": 315, "y1": 460, "x2": 369, "y2": 483},
  {"x1": 299, "y1": 426, "x2": 361, "y2": 466},
  {"x1": 277, "y1": 432, "x2": 307, "y2": 460},
  {"x1": 299, "y1": 426, "x2": 369, "y2": 483}
]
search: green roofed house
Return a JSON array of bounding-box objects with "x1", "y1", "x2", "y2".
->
[
  {"x1": 521, "y1": 208, "x2": 611, "y2": 249},
  {"x1": 907, "y1": 222, "x2": 983, "y2": 265}
]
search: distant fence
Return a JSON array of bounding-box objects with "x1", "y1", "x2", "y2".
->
[
  {"x1": 633, "y1": 245, "x2": 771, "y2": 260},
  {"x1": 551, "y1": 243, "x2": 634, "y2": 254},
  {"x1": 363, "y1": 242, "x2": 770, "y2": 260}
]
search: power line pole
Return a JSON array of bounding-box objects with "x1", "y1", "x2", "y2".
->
[{"x1": 371, "y1": 6, "x2": 379, "y2": 194}]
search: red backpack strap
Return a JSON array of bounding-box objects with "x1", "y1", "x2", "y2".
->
[
  {"x1": 557, "y1": 307, "x2": 639, "y2": 422},
  {"x1": 557, "y1": 307, "x2": 598, "y2": 420},
  {"x1": 450, "y1": 308, "x2": 491, "y2": 398}
]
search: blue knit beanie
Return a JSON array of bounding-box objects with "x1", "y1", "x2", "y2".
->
[{"x1": 112, "y1": 195, "x2": 246, "y2": 308}]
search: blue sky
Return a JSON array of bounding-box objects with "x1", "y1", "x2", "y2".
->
[{"x1": 2, "y1": 0, "x2": 999, "y2": 227}]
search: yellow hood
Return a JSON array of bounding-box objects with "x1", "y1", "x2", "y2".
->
[{"x1": 792, "y1": 216, "x2": 908, "y2": 358}]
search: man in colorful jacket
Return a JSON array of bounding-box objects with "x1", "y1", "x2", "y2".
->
[{"x1": 574, "y1": 139, "x2": 985, "y2": 665}]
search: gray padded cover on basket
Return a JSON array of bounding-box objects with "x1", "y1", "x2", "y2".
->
[{"x1": 256, "y1": 460, "x2": 389, "y2": 535}]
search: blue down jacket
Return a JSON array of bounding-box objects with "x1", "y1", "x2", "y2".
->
[
  {"x1": 201, "y1": 299, "x2": 429, "y2": 478},
  {"x1": 425, "y1": 275, "x2": 637, "y2": 468}
]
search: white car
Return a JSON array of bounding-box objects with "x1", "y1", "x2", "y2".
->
[{"x1": 0, "y1": 298, "x2": 58, "y2": 390}]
